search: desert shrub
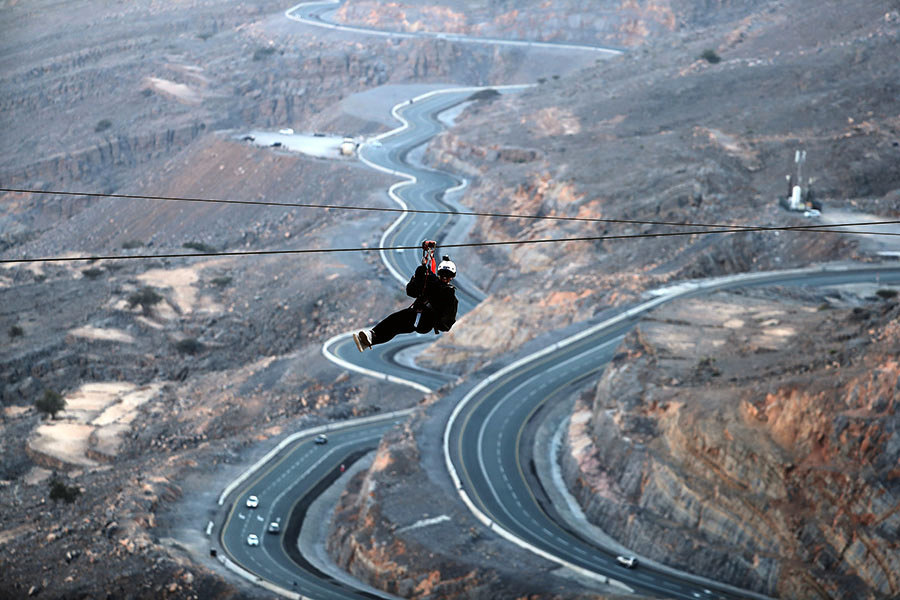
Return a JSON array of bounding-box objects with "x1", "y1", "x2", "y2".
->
[
  {"x1": 695, "y1": 356, "x2": 721, "y2": 377},
  {"x1": 82, "y1": 268, "x2": 104, "y2": 280},
  {"x1": 875, "y1": 289, "x2": 897, "y2": 299},
  {"x1": 468, "y1": 88, "x2": 500, "y2": 101},
  {"x1": 175, "y1": 338, "x2": 204, "y2": 355},
  {"x1": 253, "y1": 46, "x2": 276, "y2": 60},
  {"x1": 701, "y1": 49, "x2": 721, "y2": 64},
  {"x1": 95, "y1": 119, "x2": 112, "y2": 133},
  {"x1": 36, "y1": 389, "x2": 66, "y2": 419},
  {"x1": 121, "y1": 240, "x2": 144, "y2": 249},
  {"x1": 128, "y1": 286, "x2": 163, "y2": 315},
  {"x1": 182, "y1": 241, "x2": 217, "y2": 253},
  {"x1": 9, "y1": 325, "x2": 24, "y2": 338},
  {"x1": 210, "y1": 276, "x2": 232, "y2": 287},
  {"x1": 49, "y1": 478, "x2": 81, "y2": 503}
]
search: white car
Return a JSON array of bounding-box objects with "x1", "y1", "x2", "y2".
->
[
  {"x1": 314, "y1": 434, "x2": 328, "y2": 445},
  {"x1": 246, "y1": 495, "x2": 259, "y2": 509},
  {"x1": 616, "y1": 555, "x2": 638, "y2": 568},
  {"x1": 246, "y1": 534, "x2": 259, "y2": 547},
  {"x1": 268, "y1": 521, "x2": 280, "y2": 534}
]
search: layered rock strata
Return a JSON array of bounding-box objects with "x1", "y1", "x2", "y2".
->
[
  {"x1": 327, "y1": 410, "x2": 622, "y2": 599},
  {"x1": 561, "y1": 288, "x2": 900, "y2": 599}
]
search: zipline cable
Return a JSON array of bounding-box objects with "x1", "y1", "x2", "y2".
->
[
  {"x1": 3, "y1": 187, "x2": 899, "y2": 233},
  {"x1": 3, "y1": 224, "x2": 899, "y2": 265}
]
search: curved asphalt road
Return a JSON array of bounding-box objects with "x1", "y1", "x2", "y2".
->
[
  {"x1": 445, "y1": 264, "x2": 900, "y2": 600},
  {"x1": 286, "y1": 0, "x2": 624, "y2": 55},
  {"x1": 322, "y1": 88, "x2": 487, "y2": 393},
  {"x1": 215, "y1": 3, "x2": 900, "y2": 599},
  {"x1": 217, "y1": 80, "x2": 500, "y2": 600}
]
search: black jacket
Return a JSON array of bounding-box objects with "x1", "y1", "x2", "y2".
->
[{"x1": 406, "y1": 265, "x2": 458, "y2": 332}]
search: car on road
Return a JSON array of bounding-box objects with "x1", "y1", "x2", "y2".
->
[
  {"x1": 616, "y1": 555, "x2": 638, "y2": 568},
  {"x1": 246, "y1": 495, "x2": 259, "y2": 509},
  {"x1": 268, "y1": 521, "x2": 280, "y2": 534},
  {"x1": 314, "y1": 434, "x2": 328, "y2": 445},
  {"x1": 247, "y1": 534, "x2": 259, "y2": 546}
]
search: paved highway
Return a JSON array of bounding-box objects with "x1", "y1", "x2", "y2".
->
[
  {"x1": 286, "y1": 0, "x2": 624, "y2": 55},
  {"x1": 324, "y1": 88, "x2": 487, "y2": 394},
  {"x1": 217, "y1": 87, "x2": 490, "y2": 599},
  {"x1": 218, "y1": 413, "x2": 411, "y2": 599},
  {"x1": 213, "y1": 3, "x2": 900, "y2": 599},
  {"x1": 445, "y1": 264, "x2": 900, "y2": 600}
]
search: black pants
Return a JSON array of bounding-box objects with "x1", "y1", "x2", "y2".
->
[{"x1": 372, "y1": 307, "x2": 438, "y2": 345}]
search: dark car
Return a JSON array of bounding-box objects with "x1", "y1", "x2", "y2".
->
[{"x1": 314, "y1": 434, "x2": 327, "y2": 445}]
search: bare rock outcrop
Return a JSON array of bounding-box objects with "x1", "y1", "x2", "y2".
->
[
  {"x1": 417, "y1": 0, "x2": 900, "y2": 373},
  {"x1": 561, "y1": 288, "x2": 900, "y2": 599},
  {"x1": 336, "y1": 0, "x2": 767, "y2": 47},
  {"x1": 327, "y1": 408, "x2": 618, "y2": 599}
]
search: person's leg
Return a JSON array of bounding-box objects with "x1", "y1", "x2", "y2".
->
[{"x1": 370, "y1": 307, "x2": 418, "y2": 345}]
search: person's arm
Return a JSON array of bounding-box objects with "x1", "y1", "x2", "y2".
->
[{"x1": 406, "y1": 265, "x2": 428, "y2": 298}]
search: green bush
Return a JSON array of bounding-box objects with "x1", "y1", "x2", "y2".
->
[
  {"x1": 210, "y1": 276, "x2": 232, "y2": 287},
  {"x1": 95, "y1": 119, "x2": 112, "y2": 133},
  {"x1": 9, "y1": 325, "x2": 24, "y2": 338},
  {"x1": 175, "y1": 338, "x2": 205, "y2": 355},
  {"x1": 49, "y1": 478, "x2": 81, "y2": 503},
  {"x1": 182, "y1": 241, "x2": 217, "y2": 253},
  {"x1": 128, "y1": 286, "x2": 163, "y2": 315},
  {"x1": 121, "y1": 240, "x2": 144, "y2": 249},
  {"x1": 875, "y1": 289, "x2": 897, "y2": 299},
  {"x1": 701, "y1": 49, "x2": 721, "y2": 64},
  {"x1": 36, "y1": 389, "x2": 66, "y2": 419},
  {"x1": 82, "y1": 268, "x2": 104, "y2": 280}
]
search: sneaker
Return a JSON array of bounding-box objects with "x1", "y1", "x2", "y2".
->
[
  {"x1": 360, "y1": 329, "x2": 374, "y2": 349},
  {"x1": 352, "y1": 330, "x2": 374, "y2": 352},
  {"x1": 352, "y1": 332, "x2": 365, "y2": 352}
]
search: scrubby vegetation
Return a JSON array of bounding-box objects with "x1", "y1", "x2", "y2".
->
[
  {"x1": 127, "y1": 286, "x2": 163, "y2": 315},
  {"x1": 36, "y1": 389, "x2": 66, "y2": 419}
]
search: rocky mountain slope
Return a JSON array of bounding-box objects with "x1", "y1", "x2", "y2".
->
[
  {"x1": 562, "y1": 286, "x2": 900, "y2": 599},
  {"x1": 321, "y1": 1, "x2": 900, "y2": 599},
  {"x1": 2, "y1": 0, "x2": 899, "y2": 599},
  {"x1": 420, "y1": 0, "x2": 900, "y2": 373}
]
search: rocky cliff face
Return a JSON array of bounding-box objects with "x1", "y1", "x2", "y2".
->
[
  {"x1": 326, "y1": 404, "x2": 620, "y2": 599},
  {"x1": 561, "y1": 287, "x2": 900, "y2": 599},
  {"x1": 336, "y1": 0, "x2": 767, "y2": 46},
  {"x1": 415, "y1": 0, "x2": 899, "y2": 372}
]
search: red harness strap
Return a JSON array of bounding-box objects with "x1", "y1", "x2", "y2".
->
[
  {"x1": 414, "y1": 240, "x2": 437, "y2": 327},
  {"x1": 423, "y1": 240, "x2": 437, "y2": 274}
]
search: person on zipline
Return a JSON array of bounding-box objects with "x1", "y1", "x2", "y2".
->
[{"x1": 353, "y1": 240, "x2": 458, "y2": 351}]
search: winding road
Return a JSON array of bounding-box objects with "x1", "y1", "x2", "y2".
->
[{"x1": 211, "y1": 3, "x2": 900, "y2": 599}]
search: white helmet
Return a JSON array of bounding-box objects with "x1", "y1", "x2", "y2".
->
[{"x1": 437, "y1": 255, "x2": 456, "y2": 279}]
